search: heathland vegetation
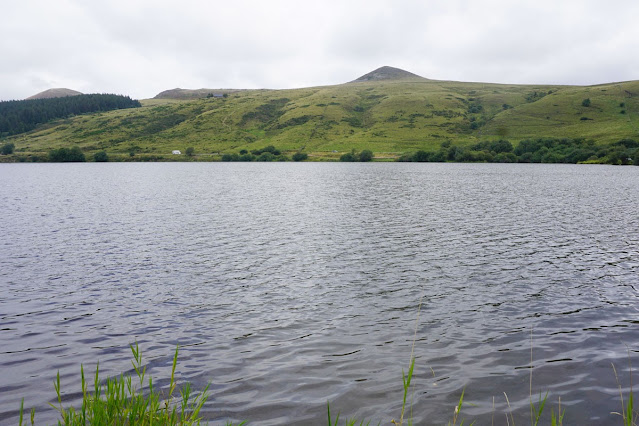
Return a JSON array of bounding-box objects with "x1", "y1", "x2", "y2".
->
[{"x1": 1, "y1": 66, "x2": 639, "y2": 163}]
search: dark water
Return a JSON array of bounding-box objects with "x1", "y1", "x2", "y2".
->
[{"x1": 0, "y1": 162, "x2": 637, "y2": 425}]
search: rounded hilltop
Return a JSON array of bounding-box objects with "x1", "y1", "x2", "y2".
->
[
  {"x1": 351, "y1": 66, "x2": 427, "y2": 82},
  {"x1": 26, "y1": 88, "x2": 82, "y2": 100}
]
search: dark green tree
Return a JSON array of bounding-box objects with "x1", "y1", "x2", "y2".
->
[
  {"x1": 68, "y1": 146, "x2": 85, "y2": 162},
  {"x1": 1, "y1": 142, "x2": 15, "y2": 155},
  {"x1": 48, "y1": 146, "x2": 86, "y2": 162},
  {"x1": 413, "y1": 150, "x2": 429, "y2": 162},
  {"x1": 185, "y1": 147, "x2": 195, "y2": 156},
  {"x1": 489, "y1": 140, "x2": 513, "y2": 153},
  {"x1": 430, "y1": 150, "x2": 447, "y2": 162},
  {"x1": 238, "y1": 153, "x2": 255, "y2": 161},
  {"x1": 93, "y1": 151, "x2": 109, "y2": 162},
  {"x1": 340, "y1": 150, "x2": 357, "y2": 162},
  {"x1": 251, "y1": 145, "x2": 281, "y2": 156},
  {"x1": 256, "y1": 152, "x2": 276, "y2": 162},
  {"x1": 359, "y1": 150, "x2": 374, "y2": 162},
  {"x1": 292, "y1": 152, "x2": 308, "y2": 161}
]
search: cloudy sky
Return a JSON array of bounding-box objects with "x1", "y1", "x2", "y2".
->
[{"x1": 2, "y1": 0, "x2": 639, "y2": 100}]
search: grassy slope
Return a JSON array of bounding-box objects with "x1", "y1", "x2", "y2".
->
[{"x1": 6, "y1": 77, "x2": 639, "y2": 159}]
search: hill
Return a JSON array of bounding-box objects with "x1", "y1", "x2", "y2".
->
[
  {"x1": 154, "y1": 88, "x2": 244, "y2": 100},
  {"x1": 3, "y1": 67, "x2": 639, "y2": 162},
  {"x1": 26, "y1": 88, "x2": 82, "y2": 100},
  {"x1": 352, "y1": 65, "x2": 426, "y2": 82},
  {"x1": 0, "y1": 94, "x2": 141, "y2": 137}
]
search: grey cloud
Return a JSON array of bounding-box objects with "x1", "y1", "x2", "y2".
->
[{"x1": 1, "y1": 0, "x2": 639, "y2": 100}]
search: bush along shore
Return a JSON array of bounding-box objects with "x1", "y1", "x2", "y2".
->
[
  {"x1": 1, "y1": 138, "x2": 639, "y2": 164},
  {"x1": 397, "y1": 138, "x2": 639, "y2": 165}
]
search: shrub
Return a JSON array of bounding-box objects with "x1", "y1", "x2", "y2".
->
[
  {"x1": 489, "y1": 139, "x2": 513, "y2": 153},
  {"x1": 49, "y1": 146, "x2": 86, "y2": 162},
  {"x1": 582, "y1": 98, "x2": 591, "y2": 107},
  {"x1": 292, "y1": 152, "x2": 308, "y2": 161},
  {"x1": 93, "y1": 151, "x2": 109, "y2": 162},
  {"x1": 453, "y1": 147, "x2": 471, "y2": 162},
  {"x1": 256, "y1": 152, "x2": 276, "y2": 162},
  {"x1": 1, "y1": 142, "x2": 15, "y2": 155},
  {"x1": 430, "y1": 150, "x2": 447, "y2": 162},
  {"x1": 251, "y1": 145, "x2": 281, "y2": 156},
  {"x1": 413, "y1": 150, "x2": 429, "y2": 162},
  {"x1": 397, "y1": 153, "x2": 414, "y2": 162},
  {"x1": 494, "y1": 152, "x2": 517, "y2": 163},
  {"x1": 359, "y1": 150, "x2": 374, "y2": 162},
  {"x1": 341, "y1": 117, "x2": 362, "y2": 127},
  {"x1": 340, "y1": 152, "x2": 357, "y2": 162},
  {"x1": 185, "y1": 147, "x2": 195, "y2": 156}
]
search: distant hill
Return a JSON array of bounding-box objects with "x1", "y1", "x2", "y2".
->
[
  {"x1": 26, "y1": 88, "x2": 82, "y2": 100},
  {"x1": 0, "y1": 94, "x2": 141, "y2": 137},
  {"x1": 3, "y1": 66, "x2": 639, "y2": 162},
  {"x1": 352, "y1": 66, "x2": 426, "y2": 82},
  {"x1": 154, "y1": 88, "x2": 244, "y2": 100}
]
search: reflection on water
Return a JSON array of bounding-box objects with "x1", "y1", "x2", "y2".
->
[{"x1": 0, "y1": 162, "x2": 638, "y2": 424}]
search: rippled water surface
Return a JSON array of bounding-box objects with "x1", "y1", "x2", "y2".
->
[{"x1": 1, "y1": 162, "x2": 638, "y2": 425}]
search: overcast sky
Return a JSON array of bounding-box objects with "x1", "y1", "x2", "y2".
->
[{"x1": 2, "y1": 0, "x2": 639, "y2": 100}]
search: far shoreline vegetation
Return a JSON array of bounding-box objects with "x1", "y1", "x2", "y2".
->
[
  {"x1": 2, "y1": 66, "x2": 639, "y2": 165},
  {"x1": 1, "y1": 138, "x2": 638, "y2": 165}
]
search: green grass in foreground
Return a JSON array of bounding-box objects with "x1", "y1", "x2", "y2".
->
[
  {"x1": 19, "y1": 343, "x2": 243, "y2": 426},
  {"x1": 18, "y1": 342, "x2": 637, "y2": 425}
]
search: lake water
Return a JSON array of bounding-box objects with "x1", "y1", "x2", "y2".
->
[{"x1": 0, "y1": 162, "x2": 638, "y2": 425}]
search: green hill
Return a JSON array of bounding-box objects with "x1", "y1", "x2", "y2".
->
[
  {"x1": 3, "y1": 67, "x2": 639, "y2": 161},
  {"x1": 153, "y1": 88, "x2": 244, "y2": 100}
]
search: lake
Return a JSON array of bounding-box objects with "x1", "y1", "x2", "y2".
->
[{"x1": 0, "y1": 162, "x2": 637, "y2": 425}]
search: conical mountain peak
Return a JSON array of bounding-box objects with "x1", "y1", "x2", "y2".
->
[{"x1": 352, "y1": 66, "x2": 426, "y2": 82}]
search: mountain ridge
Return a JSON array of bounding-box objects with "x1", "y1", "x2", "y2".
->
[{"x1": 4, "y1": 66, "x2": 639, "y2": 162}]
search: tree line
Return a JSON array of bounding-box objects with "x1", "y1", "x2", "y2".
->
[
  {"x1": 398, "y1": 138, "x2": 639, "y2": 165},
  {"x1": 0, "y1": 94, "x2": 141, "y2": 136}
]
